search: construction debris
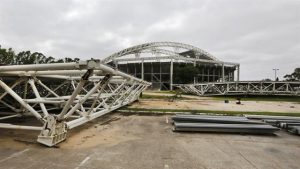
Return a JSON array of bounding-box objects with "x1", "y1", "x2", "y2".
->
[
  {"x1": 245, "y1": 115, "x2": 300, "y2": 121},
  {"x1": 172, "y1": 115, "x2": 263, "y2": 124},
  {"x1": 172, "y1": 114, "x2": 279, "y2": 134},
  {"x1": 288, "y1": 126, "x2": 300, "y2": 135},
  {"x1": 245, "y1": 114, "x2": 300, "y2": 135},
  {"x1": 173, "y1": 122, "x2": 279, "y2": 134}
]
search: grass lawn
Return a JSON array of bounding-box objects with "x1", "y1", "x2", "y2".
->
[
  {"x1": 120, "y1": 107, "x2": 300, "y2": 117},
  {"x1": 140, "y1": 94, "x2": 191, "y2": 100},
  {"x1": 145, "y1": 90, "x2": 177, "y2": 94},
  {"x1": 143, "y1": 91, "x2": 300, "y2": 102},
  {"x1": 211, "y1": 95, "x2": 300, "y2": 103}
]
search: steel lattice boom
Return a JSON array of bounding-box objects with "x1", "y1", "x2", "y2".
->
[
  {"x1": 0, "y1": 60, "x2": 150, "y2": 146},
  {"x1": 175, "y1": 81, "x2": 300, "y2": 96}
]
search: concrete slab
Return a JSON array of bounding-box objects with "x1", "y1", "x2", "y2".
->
[{"x1": 0, "y1": 114, "x2": 300, "y2": 169}]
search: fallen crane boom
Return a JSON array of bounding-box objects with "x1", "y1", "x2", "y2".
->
[{"x1": 0, "y1": 60, "x2": 150, "y2": 146}]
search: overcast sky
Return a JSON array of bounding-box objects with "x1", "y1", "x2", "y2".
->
[{"x1": 0, "y1": 0, "x2": 299, "y2": 80}]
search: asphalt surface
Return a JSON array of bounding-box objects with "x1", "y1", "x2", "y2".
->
[{"x1": 0, "y1": 114, "x2": 300, "y2": 169}]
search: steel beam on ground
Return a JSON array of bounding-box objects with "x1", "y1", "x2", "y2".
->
[
  {"x1": 0, "y1": 60, "x2": 150, "y2": 146},
  {"x1": 172, "y1": 116, "x2": 264, "y2": 124},
  {"x1": 173, "y1": 122, "x2": 279, "y2": 134}
]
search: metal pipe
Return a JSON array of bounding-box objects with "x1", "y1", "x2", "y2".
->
[
  {"x1": 0, "y1": 123, "x2": 42, "y2": 130},
  {"x1": 0, "y1": 114, "x2": 21, "y2": 120},
  {"x1": 170, "y1": 59, "x2": 173, "y2": 90},
  {"x1": 0, "y1": 70, "x2": 103, "y2": 76},
  {"x1": 63, "y1": 74, "x2": 112, "y2": 119},
  {"x1": 28, "y1": 79, "x2": 49, "y2": 117},
  {"x1": 0, "y1": 80, "x2": 43, "y2": 121},
  {"x1": 57, "y1": 77, "x2": 87, "y2": 120},
  {"x1": 95, "y1": 63, "x2": 150, "y2": 85},
  {"x1": 173, "y1": 122, "x2": 279, "y2": 134},
  {"x1": 0, "y1": 62, "x2": 79, "y2": 71},
  {"x1": 288, "y1": 126, "x2": 300, "y2": 135},
  {"x1": 246, "y1": 115, "x2": 300, "y2": 121},
  {"x1": 0, "y1": 60, "x2": 151, "y2": 146},
  {"x1": 66, "y1": 103, "x2": 122, "y2": 129},
  {"x1": 0, "y1": 78, "x2": 25, "y2": 100},
  {"x1": 172, "y1": 115, "x2": 264, "y2": 124}
]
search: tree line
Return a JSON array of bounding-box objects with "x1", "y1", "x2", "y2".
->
[
  {"x1": 284, "y1": 68, "x2": 300, "y2": 81},
  {"x1": 0, "y1": 45, "x2": 79, "y2": 65},
  {"x1": 0, "y1": 45, "x2": 299, "y2": 81}
]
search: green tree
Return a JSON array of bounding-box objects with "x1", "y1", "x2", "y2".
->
[
  {"x1": 0, "y1": 46, "x2": 15, "y2": 64},
  {"x1": 174, "y1": 64, "x2": 199, "y2": 84},
  {"x1": 261, "y1": 78, "x2": 272, "y2": 81},
  {"x1": 284, "y1": 68, "x2": 300, "y2": 81},
  {"x1": 0, "y1": 45, "x2": 80, "y2": 65}
]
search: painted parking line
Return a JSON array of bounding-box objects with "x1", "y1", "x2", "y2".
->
[
  {"x1": 74, "y1": 156, "x2": 91, "y2": 169},
  {"x1": 0, "y1": 148, "x2": 30, "y2": 163}
]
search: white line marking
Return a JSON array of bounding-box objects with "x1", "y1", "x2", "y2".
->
[
  {"x1": 0, "y1": 148, "x2": 30, "y2": 163},
  {"x1": 74, "y1": 156, "x2": 90, "y2": 169}
]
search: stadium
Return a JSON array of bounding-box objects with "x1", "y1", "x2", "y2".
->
[{"x1": 103, "y1": 42, "x2": 240, "y2": 90}]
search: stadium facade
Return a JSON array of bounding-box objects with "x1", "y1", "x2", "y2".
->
[{"x1": 103, "y1": 42, "x2": 240, "y2": 90}]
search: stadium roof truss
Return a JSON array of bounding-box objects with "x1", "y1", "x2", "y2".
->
[
  {"x1": 0, "y1": 60, "x2": 150, "y2": 146},
  {"x1": 103, "y1": 42, "x2": 240, "y2": 90},
  {"x1": 102, "y1": 41, "x2": 239, "y2": 66}
]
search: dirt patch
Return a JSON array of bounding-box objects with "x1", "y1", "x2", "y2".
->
[
  {"x1": 60, "y1": 115, "x2": 140, "y2": 149},
  {"x1": 129, "y1": 99, "x2": 300, "y2": 113}
]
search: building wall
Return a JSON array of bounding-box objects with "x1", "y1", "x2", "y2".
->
[{"x1": 116, "y1": 62, "x2": 236, "y2": 90}]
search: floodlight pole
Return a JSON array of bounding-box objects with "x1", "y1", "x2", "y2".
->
[
  {"x1": 170, "y1": 59, "x2": 174, "y2": 90},
  {"x1": 273, "y1": 68, "x2": 279, "y2": 81}
]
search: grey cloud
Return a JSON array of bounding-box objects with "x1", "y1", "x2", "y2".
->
[{"x1": 0, "y1": 0, "x2": 299, "y2": 80}]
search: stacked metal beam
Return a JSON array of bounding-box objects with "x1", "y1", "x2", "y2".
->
[
  {"x1": 245, "y1": 115, "x2": 300, "y2": 135},
  {"x1": 288, "y1": 126, "x2": 300, "y2": 135},
  {"x1": 172, "y1": 114, "x2": 279, "y2": 134}
]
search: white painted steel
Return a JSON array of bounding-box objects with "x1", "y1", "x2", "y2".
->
[
  {"x1": 102, "y1": 42, "x2": 220, "y2": 63},
  {"x1": 102, "y1": 42, "x2": 240, "y2": 89},
  {"x1": 175, "y1": 81, "x2": 300, "y2": 96},
  {"x1": 0, "y1": 60, "x2": 150, "y2": 146},
  {"x1": 0, "y1": 123, "x2": 42, "y2": 130}
]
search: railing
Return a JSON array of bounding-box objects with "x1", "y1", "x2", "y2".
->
[{"x1": 174, "y1": 81, "x2": 300, "y2": 96}]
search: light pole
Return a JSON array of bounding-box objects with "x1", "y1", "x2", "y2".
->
[{"x1": 273, "y1": 68, "x2": 279, "y2": 81}]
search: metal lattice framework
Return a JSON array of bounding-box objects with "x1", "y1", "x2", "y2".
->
[
  {"x1": 102, "y1": 41, "x2": 224, "y2": 63},
  {"x1": 0, "y1": 60, "x2": 150, "y2": 146},
  {"x1": 103, "y1": 42, "x2": 240, "y2": 90},
  {"x1": 175, "y1": 81, "x2": 300, "y2": 96}
]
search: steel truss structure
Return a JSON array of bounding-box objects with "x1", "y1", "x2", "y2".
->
[
  {"x1": 175, "y1": 81, "x2": 300, "y2": 96},
  {"x1": 0, "y1": 60, "x2": 150, "y2": 146},
  {"x1": 103, "y1": 42, "x2": 240, "y2": 90},
  {"x1": 103, "y1": 42, "x2": 221, "y2": 63}
]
